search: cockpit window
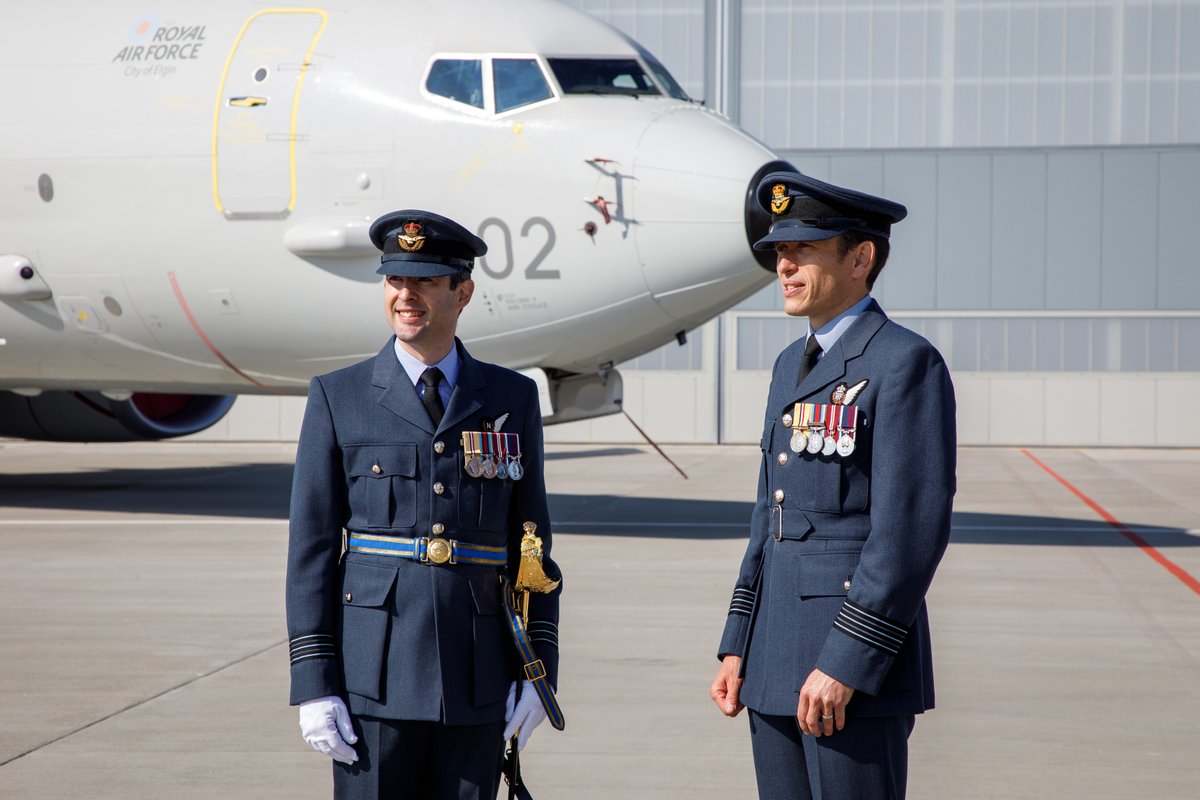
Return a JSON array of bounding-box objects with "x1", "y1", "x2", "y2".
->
[
  {"x1": 426, "y1": 59, "x2": 484, "y2": 109},
  {"x1": 494, "y1": 58, "x2": 553, "y2": 113},
  {"x1": 633, "y1": 46, "x2": 690, "y2": 101},
  {"x1": 546, "y1": 58, "x2": 661, "y2": 96}
]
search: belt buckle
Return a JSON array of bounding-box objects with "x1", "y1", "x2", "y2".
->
[
  {"x1": 523, "y1": 658, "x2": 547, "y2": 682},
  {"x1": 771, "y1": 504, "x2": 783, "y2": 542},
  {"x1": 425, "y1": 537, "x2": 454, "y2": 565}
]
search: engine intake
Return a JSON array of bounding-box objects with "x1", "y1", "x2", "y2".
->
[{"x1": 0, "y1": 390, "x2": 236, "y2": 442}]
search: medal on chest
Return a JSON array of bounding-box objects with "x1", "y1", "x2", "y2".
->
[{"x1": 461, "y1": 430, "x2": 523, "y2": 480}]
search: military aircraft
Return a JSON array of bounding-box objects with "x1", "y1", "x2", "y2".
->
[{"x1": 0, "y1": 0, "x2": 788, "y2": 440}]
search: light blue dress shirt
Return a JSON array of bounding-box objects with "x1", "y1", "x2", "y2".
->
[{"x1": 807, "y1": 294, "x2": 874, "y2": 360}]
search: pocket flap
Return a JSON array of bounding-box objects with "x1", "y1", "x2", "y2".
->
[
  {"x1": 341, "y1": 560, "x2": 398, "y2": 607},
  {"x1": 797, "y1": 551, "x2": 860, "y2": 598},
  {"x1": 345, "y1": 443, "x2": 416, "y2": 479}
]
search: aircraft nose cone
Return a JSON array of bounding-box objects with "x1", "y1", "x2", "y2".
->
[
  {"x1": 744, "y1": 159, "x2": 798, "y2": 272},
  {"x1": 631, "y1": 108, "x2": 783, "y2": 320}
]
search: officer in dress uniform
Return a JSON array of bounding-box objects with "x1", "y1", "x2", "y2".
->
[
  {"x1": 709, "y1": 172, "x2": 956, "y2": 800},
  {"x1": 286, "y1": 209, "x2": 562, "y2": 799}
]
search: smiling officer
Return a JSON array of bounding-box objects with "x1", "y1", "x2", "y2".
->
[
  {"x1": 286, "y1": 209, "x2": 562, "y2": 799},
  {"x1": 709, "y1": 172, "x2": 956, "y2": 800}
]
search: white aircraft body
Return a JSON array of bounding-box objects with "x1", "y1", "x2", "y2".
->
[{"x1": 0, "y1": 0, "x2": 787, "y2": 440}]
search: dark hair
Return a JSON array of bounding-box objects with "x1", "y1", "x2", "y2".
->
[
  {"x1": 448, "y1": 269, "x2": 471, "y2": 289},
  {"x1": 837, "y1": 232, "x2": 890, "y2": 289}
]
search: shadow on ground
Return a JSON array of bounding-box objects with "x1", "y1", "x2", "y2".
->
[{"x1": 0, "y1": 464, "x2": 1194, "y2": 548}]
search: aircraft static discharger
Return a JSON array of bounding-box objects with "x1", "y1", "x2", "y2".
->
[{"x1": 0, "y1": 0, "x2": 789, "y2": 441}]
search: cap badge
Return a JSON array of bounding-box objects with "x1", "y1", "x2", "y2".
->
[
  {"x1": 830, "y1": 379, "x2": 868, "y2": 405},
  {"x1": 770, "y1": 183, "x2": 791, "y2": 215},
  {"x1": 397, "y1": 221, "x2": 426, "y2": 252}
]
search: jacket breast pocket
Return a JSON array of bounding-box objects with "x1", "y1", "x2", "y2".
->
[
  {"x1": 339, "y1": 560, "x2": 398, "y2": 701},
  {"x1": 345, "y1": 443, "x2": 417, "y2": 529},
  {"x1": 796, "y1": 551, "x2": 861, "y2": 598}
]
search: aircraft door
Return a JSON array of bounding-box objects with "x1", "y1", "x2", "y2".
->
[{"x1": 213, "y1": 10, "x2": 327, "y2": 217}]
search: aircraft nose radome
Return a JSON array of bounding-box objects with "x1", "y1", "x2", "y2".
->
[{"x1": 631, "y1": 109, "x2": 783, "y2": 320}]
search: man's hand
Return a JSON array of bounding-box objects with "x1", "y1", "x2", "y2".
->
[
  {"x1": 299, "y1": 695, "x2": 359, "y2": 764},
  {"x1": 503, "y1": 680, "x2": 548, "y2": 751},
  {"x1": 797, "y1": 669, "x2": 854, "y2": 737},
  {"x1": 710, "y1": 655, "x2": 745, "y2": 717}
]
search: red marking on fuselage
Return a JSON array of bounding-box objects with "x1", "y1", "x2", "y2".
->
[
  {"x1": 167, "y1": 271, "x2": 273, "y2": 391},
  {"x1": 1021, "y1": 449, "x2": 1200, "y2": 597}
]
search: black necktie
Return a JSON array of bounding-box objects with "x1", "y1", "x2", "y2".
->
[
  {"x1": 419, "y1": 367, "x2": 445, "y2": 427},
  {"x1": 798, "y1": 335, "x2": 823, "y2": 382}
]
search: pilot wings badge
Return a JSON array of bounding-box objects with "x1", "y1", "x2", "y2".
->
[
  {"x1": 397, "y1": 221, "x2": 426, "y2": 252},
  {"x1": 831, "y1": 379, "x2": 868, "y2": 406},
  {"x1": 770, "y1": 183, "x2": 791, "y2": 215}
]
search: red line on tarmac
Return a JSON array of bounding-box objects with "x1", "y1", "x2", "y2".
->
[
  {"x1": 167, "y1": 271, "x2": 272, "y2": 391},
  {"x1": 1020, "y1": 448, "x2": 1200, "y2": 597}
]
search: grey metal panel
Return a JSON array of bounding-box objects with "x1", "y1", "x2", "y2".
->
[
  {"x1": 1046, "y1": 151, "x2": 1102, "y2": 310},
  {"x1": 1008, "y1": 83, "x2": 1035, "y2": 147},
  {"x1": 1101, "y1": 151, "x2": 1159, "y2": 309},
  {"x1": 990, "y1": 153, "x2": 1047, "y2": 309},
  {"x1": 828, "y1": 155, "x2": 884, "y2": 195},
  {"x1": 1181, "y1": 320, "x2": 1200, "y2": 370},
  {"x1": 1149, "y1": 319, "x2": 1175, "y2": 371},
  {"x1": 936, "y1": 154, "x2": 992, "y2": 309},
  {"x1": 1157, "y1": 151, "x2": 1200, "y2": 310},
  {"x1": 844, "y1": 85, "x2": 870, "y2": 149},
  {"x1": 1036, "y1": 83, "x2": 1064, "y2": 145},
  {"x1": 879, "y1": 153, "x2": 938, "y2": 311},
  {"x1": 1035, "y1": 319, "x2": 1062, "y2": 371}
]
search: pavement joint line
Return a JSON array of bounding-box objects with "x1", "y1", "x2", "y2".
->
[{"x1": 0, "y1": 638, "x2": 288, "y2": 769}]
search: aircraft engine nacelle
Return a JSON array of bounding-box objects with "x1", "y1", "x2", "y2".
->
[
  {"x1": 0, "y1": 390, "x2": 236, "y2": 442},
  {"x1": 521, "y1": 369, "x2": 623, "y2": 426}
]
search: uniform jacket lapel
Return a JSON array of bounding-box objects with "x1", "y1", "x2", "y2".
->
[
  {"x1": 795, "y1": 299, "x2": 889, "y2": 401},
  {"x1": 439, "y1": 339, "x2": 485, "y2": 434},
  {"x1": 372, "y1": 339, "x2": 436, "y2": 434}
]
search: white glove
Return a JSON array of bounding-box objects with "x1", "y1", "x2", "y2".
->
[
  {"x1": 502, "y1": 680, "x2": 548, "y2": 751},
  {"x1": 299, "y1": 695, "x2": 359, "y2": 764}
]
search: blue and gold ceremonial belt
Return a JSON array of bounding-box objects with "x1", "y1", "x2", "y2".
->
[
  {"x1": 502, "y1": 593, "x2": 565, "y2": 731},
  {"x1": 347, "y1": 532, "x2": 507, "y2": 566}
]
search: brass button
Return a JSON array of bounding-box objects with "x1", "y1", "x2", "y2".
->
[
  {"x1": 433, "y1": 482, "x2": 445, "y2": 495},
  {"x1": 773, "y1": 489, "x2": 784, "y2": 503},
  {"x1": 434, "y1": 441, "x2": 445, "y2": 454},
  {"x1": 432, "y1": 523, "x2": 445, "y2": 535},
  {"x1": 344, "y1": 592, "x2": 353, "y2": 602},
  {"x1": 842, "y1": 580, "x2": 852, "y2": 591},
  {"x1": 777, "y1": 452, "x2": 789, "y2": 466},
  {"x1": 782, "y1": 413, "x2": 793, "y2": 427},
  {"x1": 371, "y1": 464, "x2": 381, "y2": 474}
]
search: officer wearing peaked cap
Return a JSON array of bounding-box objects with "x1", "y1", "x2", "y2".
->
[
  {"x1": 286, "y1": 209, "x2": 563, "y2": 799},
  {"x1": 710, "y1": 172, "x2": 956, "y2": 800}
]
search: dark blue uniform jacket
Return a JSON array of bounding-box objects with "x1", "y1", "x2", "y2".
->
[
  {"x1": 719, "y1": 300, "x2": 955, "y2": 718},
  {"x1": 286, "y1": 338, "x2": 560, "y2": 725}
]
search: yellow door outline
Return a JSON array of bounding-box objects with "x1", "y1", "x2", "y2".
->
[{"x1": 211, "y1": 8, "x2": 328, "y2": 214}]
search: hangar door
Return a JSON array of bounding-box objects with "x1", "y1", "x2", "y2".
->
[{"x1": 214, "y1": 9, "x2": 327, "y2": 217}]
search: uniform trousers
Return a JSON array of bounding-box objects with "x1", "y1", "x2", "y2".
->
[
  {"x1": 748, "y1": 709, "x2": 915, "y2": 800},
  {"x1": 333, "y1": 716, "x2": 506, "y2": 800}
]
